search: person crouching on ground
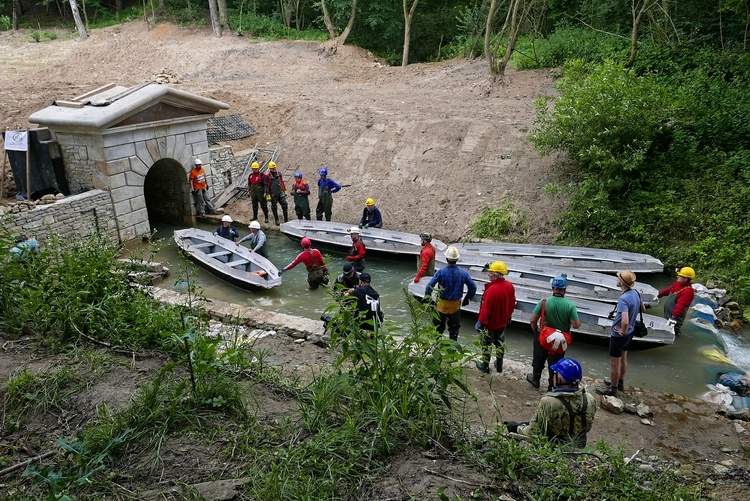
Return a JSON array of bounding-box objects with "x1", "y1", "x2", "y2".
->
[
  {"x1": 359, "y1": 198, "x2": 383, "y2": 228},
  {"x1": 655, "y1": 266, "x2": 696, "y2": 337},
  {"x1": 506, "y1": 358, "x2": 596, "y2": 449},
  {"x1": 279, "y1": 237, "x2": 329, "y2": 290},
  {"x1": 475, "y1": 261, "x2": 516, "y2": 374}
]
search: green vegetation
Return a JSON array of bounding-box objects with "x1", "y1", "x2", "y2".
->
[{"x1": 471, "y1": 202, "x2": 529, "y2": 241}]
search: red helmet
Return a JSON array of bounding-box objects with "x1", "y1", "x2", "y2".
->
[{"x1": 300, "y1": 237, "x2": 312, "y2": 248}]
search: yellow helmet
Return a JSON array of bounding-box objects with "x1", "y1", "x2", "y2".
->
[
  {"x1": 365, "y1": 198, "x2": 375, "y2": 206},
  {"x1": 488, "y1": 261, "x2": 508, "y2": 275},
  {"x1": 268, "y1": 161, "x2": 277, "y2": 169},
  {"x1": 676, "y1": 267, "x2": 696, "y2": 279},
  {"x1": 444, "y1": 246, "x2": 460, "y2": 261},
  {"x1": 251, "y1": 162, "x2": 260, "y2": 170}
]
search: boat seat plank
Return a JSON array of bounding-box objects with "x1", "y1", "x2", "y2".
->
[
  {"x1": 227, "y1": 259, "x2": 250, "y2": 268},
  {"x1": 190, "y1": 242, "x2": 214, "y2": 250},
  {"x1": 207, "y1": 250, "x2": 232, "y2": 258}
]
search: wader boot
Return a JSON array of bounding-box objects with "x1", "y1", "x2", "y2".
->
[
  {"x1": 475, "y1": 352, "x2": 491, "y2": 374},
  {"x1": 495, "y1": 355, "x2": 503, "y2": 373},
  {"x1": 526, "y1": 372, "x2": 541, "y2": 389}
]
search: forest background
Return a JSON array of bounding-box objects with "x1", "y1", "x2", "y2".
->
[{"x1": 3, "y1": 0, "x2": 750, "y2": 307}]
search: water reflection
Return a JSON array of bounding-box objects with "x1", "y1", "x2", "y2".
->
[{"x1": 142, "y1": 220, "x2": 750, "y2": 398}]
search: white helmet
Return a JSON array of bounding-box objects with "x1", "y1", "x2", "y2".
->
[
  {"x1": 222, "y1": 215, "x2": 233, "y2": 223},
  {"x1": 248, "y1": 221, "x2": 261, "y2": 229},
  {"x1": 444, "y1": 246, "x2": 460, "y2": 261},
  {"x1": 349, "y1": 226, "x2": 360, "y2": 234}
]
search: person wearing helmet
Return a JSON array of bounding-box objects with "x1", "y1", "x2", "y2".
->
[
  {"x1": 214, "y1": 215, "x2": 240, "y2": 242},
  {"x1": 236, "y1": 220, "x2": 267, "y2": 257},
  {"x1": 280, "y1": 238, "x2": 329, "y2": 289},
  {"x1": 413, "y1": 233, "x2": 436, "y2": 283},
  {"x1": 334, "y1": 263, "x2": 360, "y2": 291},
  {"x1": 358, "y1": 198, "x2": 383, "y2": 229},
  {"x1": 189, "y1": 158, "x2": 217, "y2": 216},
  {"x1": 505, "y1": 358, "x2": 596, "y2": 449},
  {"x1": 424, "y1": 246, "x2": 477, "y2": 341},
  {"x1": 316, "y1": 168, "x2": 341, "y2": 221},
  {"x1": 527, "y1": 274, "x2": 581, "y2": 391},
  {"x1": 654, "y1": 266, "x2": 695, "y2": 338},
  {"x1": 596, "y1": 270, "x2": 645, "y2": 397},
  {"x1": 290, "y1": 171, "x2": 311, "y2": 220},
  {"x1": 265, "y1": 162, "x2": 289, "y2": 225},
  {"x1": 247, "y1": 161, "x2": 270, "y2": 223},
  {"x1": 475, "y1": 261, "x2": 516, "y2": 374},
  {"x1": 346, "y1": 227, "x2": 367, "y2": 272}
]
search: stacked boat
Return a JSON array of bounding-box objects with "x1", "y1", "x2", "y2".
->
[{"x1": 280, "y1": 220, "x2": 674, "y2": 347}]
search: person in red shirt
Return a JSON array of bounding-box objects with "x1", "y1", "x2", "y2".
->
[
  {"x1": 656, "y1": 266, "x2": 696, "y2": 337},
  {"x1": 413, "y1": 232, "x2": 436, "y2": 283},
  {"x1": 475, "y1": 261, "x2": 516, "y2": 374},
  {"x1": 247, "y1": 162, "x2": 269, "y2": 223},
  {"x1": 347, "y1": 227, "x2": 366, "y2": 272},
  {"x1": 279, "y1": 237, "x2": 329, "y2": 290}
]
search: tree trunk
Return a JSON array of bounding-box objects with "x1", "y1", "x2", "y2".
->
[
  {"x1": 338, "y1": 0, "x2": 358, "y2": 46},
  {"x1": 115, "y1": 0, "x2": 122, "y2": 11},
  {"x1": 485, "y1": 0, "x2": 500, "y2": 71},
  {"x1": 487, "y1": 0, "x2": 514, "y2": 74},
  {"x1": 626, "y1": 0, "x2": 655, "y2": 68},
  {"x1": 12, "y1": 0, "x2": 20, "y2": 30},
  {"x1": 320, "y1": 0, "x2": 338, "y2": 39},
  {"x1": 402, "y1": 0, "x2": 421, "y2": 67},
  {"x1": 218, "y1": 0, "x2": 230, "y2": 31},
  {"x1": 208, "y1": 0, "x2": 222, "y2": 38},
  {"x1": 68, "y1": 0, "x2": 88, "y2": 41}
]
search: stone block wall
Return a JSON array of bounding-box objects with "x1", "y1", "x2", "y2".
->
[{"x1": 209, "y1": 146, "x2": 255, "y2": 196}]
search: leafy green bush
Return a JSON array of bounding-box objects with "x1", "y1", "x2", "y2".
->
[
  {"x1": 471, "y1": 202, "x2": 529, "y2": 240},
  {"x1": 513, "y1": 25, "x2": 628, "y2": 70},
  {"x1": 0, "y1": 15, "x2": 12, "y2": 31}
]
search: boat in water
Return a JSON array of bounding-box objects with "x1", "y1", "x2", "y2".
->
[
  {"x1": 408, "y1": 282, "x2": 675, "y2": 346},
  {"x1": 174, "y1": 228, "x2": 282, "y2": 290},
  {"x1": 280, "y1": 220, "x2": 447, "y2": 256}
]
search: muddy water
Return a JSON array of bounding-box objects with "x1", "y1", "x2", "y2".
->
[{"x1": 141, "y1": 220, "x2": 750, "y2": 399}]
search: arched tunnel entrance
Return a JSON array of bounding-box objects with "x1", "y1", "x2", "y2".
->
[{"x1": 144, "y1": 158, "x2": 190, "y2": 227}]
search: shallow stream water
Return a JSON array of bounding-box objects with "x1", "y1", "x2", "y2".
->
[{"x1": 139, "y1": 220, "x2": 750, "y2": 399}]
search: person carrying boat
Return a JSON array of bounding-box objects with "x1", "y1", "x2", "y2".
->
[
  {"x1": 215, "y1": 215, "x2": 240, "y2": 242},
  {"x1": 413, "y1": 233, "x2": 436, "y2": 283},
  {"x1": 291, "y1": 171, "x2": 311, "y2": 220},
  {"x1": 475, "y1": 261, "x2": 516, "y2": 374},
  {"x1": 316, "y1": 168, "x2": 341, "y2": 221},
  {"x1": 527, "y1": 275, "x2": 581, "y2": 392},
  {"x1": 358, "y1": 198, "x2": 383, "y2": 228},
  {"x1": 654, "y1": 266, "x2": 695, "y2": 337},
  {"x1": 424, "y1": 246, "x2": 477, "y2": 341},
  {"x1": 265, "y1": 162, "x2": 289, "y2": 225},
  {"x1": 347, "y1": 227, "x2": 366, "y2": 272},
  {"x1": 506, "y1": 358, "x2": 596, "y2": 449},
  {"x1": 189, "y1": 158, "x2": 217, "y2": 216},
  {"x1": 236, "y1": 221, "x2": 267, "y2": 258},
  {"x1": 248, "y1": 162, "x2": 270, "y2": 223},
  {"x1": 334, "y1": 263, "x2": 360, "y2": 290},
  {"x1": 596, "y1": 270, "x2": 644, "y2": 397},
  {"x1": 344, "y1": 272, "x2": 384, "y2": 332},
  {"x1": 279, "y1": 237, "x2": 329, "y2": 290}
]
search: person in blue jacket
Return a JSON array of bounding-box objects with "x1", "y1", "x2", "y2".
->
[
  {"x1": 214, "y1": 215, "x2": 240, "y2": 241},
  {"x1": 425, "y1": 246, "x2": 477, "y2": 341},
  {"x1": 359, "y1": 198, "x2": 383, "y2": 228},
  {"x1": 315, "y1": 168, "x2": 341, "y2": 221}
]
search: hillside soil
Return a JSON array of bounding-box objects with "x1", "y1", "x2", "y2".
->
[{"x1": 0, "y1": 22, "x2": 749, "y2": 499}]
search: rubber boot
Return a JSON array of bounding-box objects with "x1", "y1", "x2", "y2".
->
[
  {"x1": 282, "y1": 206, "x2": 289, "y2": 223},
  {"x1": 271, "y1": 205, "x2": 279, "y2": 226},
  {"x1": 475, "y1": 361, "x2": 490, "y2": 374},
  {"x1": 495, "y1": 355, "x2": 503, "y2": 373},
  {"x1": 526, "y1": 373, "x2": 540, "y2": 389}
]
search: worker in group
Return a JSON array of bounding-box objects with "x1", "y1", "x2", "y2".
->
[
  {"x1": 189, "y1": 158, "x2": 217, "y2": 216},
  {"x1": 424, "y1": 246, "x2": 477, "y2": 341},
  {"x1": 248, "y1": 161, "x2": 269, "y2": 223},
  {"x1": 344, "y1": 272, "x2": 384, "y2": 332},
  {"x1": 236, "y1": 220, "x2": 267, "y2": 258},
  {"x1": 475, "y1": 261, "x2": 516, "y2": 374},
  {"x1": 290, "y1": 171, "x2": 311, "y2": 220},
  {"x1": 266, "y1": 162, "x2": 289, "y2": 225},
  {"x1": 316, "y1": 168, "x2": 341, "y2": 221},
  {"x1": 279, "y1": 237, "x2": 329, "y2": 290},
  {"x1": 347, "y1": 227, "x2": 366, "y2": 272},
  {"x1": 215, "y1": 215, "x2": 240, "y2": 242},
  {"x1": 334, "y1": 263, "x2": 360, "y2": 290},
  {"x1": 413, "y1": 232, "x2": 436, "y2": 283},
  {"x1": 654, "y1": 266, "x2": 696, "y2": 337},
  {"x1": 505, "y1": 358, "x2": 596, "y2": 449},
  {"x1": 359, "y1": 198, "x2": 383, "y2": 228}
]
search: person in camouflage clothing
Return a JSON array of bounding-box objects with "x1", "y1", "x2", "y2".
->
[{"x1": 505, "y1": 358, "x2": 596, "y2": 448}]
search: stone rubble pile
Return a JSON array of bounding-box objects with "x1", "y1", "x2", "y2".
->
[
  {"x1": 151, "y1": 68, "x2": 180, "y2": 84},
  {"x1": 0, "y1": 193, "x2": 65, "y2": 215}
]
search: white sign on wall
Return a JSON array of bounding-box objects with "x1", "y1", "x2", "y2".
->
[{"x1": 4, "y1": 130, "x2": 28, "y2": 152}]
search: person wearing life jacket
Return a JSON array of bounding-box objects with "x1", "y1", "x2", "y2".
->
[
  {"x1": 346, "y1": 227, "x2": 366, "y2": 272},
  {"x1": 214, "y1": 215, "x2": 240, "y2": 242},
  {"x1": 527, "y1": 275, "x2": 581, "y2": 392},
  {"x1": 247, "y1": 162, "x2": 269, "y2": 223},
  {"x1": 334, "y1": 263, "x2": 360, "y2": 290},
  {"x1": 290, "y1": 171, "x2": 311, "y2": 220},
  {"x1": 506, "y1": 358, "x2": 596, "y2": 449},
  {"x1": 236, "y1": 220, "x2": 267, "y2": 258},
  {"x1": 358, "y1": 198, "x2": 383, "y2": 228},
  {"x1": 655, "y1": 266, "x2": 696, "y2": 337},
  {"x1": 315, "y1": 168, "x2": 341, "y2": 221},
  {"x1": 279, "y1": 237, "x2": 329, "y2": 290},
  {"x1": 475, "y1": 261, "x2": 516, "y2": 374},
  {"x1": 425, "y1": 246, "x2": 477, "y2": 341},
  {"x1": 265, "y1": 162, "x2": 289, "y2": 225},
  {"x1": 413, "y1": 233, "x2": 436, "y2": 283}
]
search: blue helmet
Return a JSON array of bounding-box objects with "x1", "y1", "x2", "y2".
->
[
  {"x1": 319, "y1": 168, "x2": 328, "y2": 176},
  {"x1": 550, "y1": 358, "x2": 582, "y2": 384},
  {"x1": 294, "y1": 171, "x2": 303, "y2": 178},
  {"x1": 551, "y1": 274, "x2": 568, "y2": 289}
]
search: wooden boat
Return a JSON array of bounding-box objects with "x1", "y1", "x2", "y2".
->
[
  {"x1": 434, "y1": 259, "x2": 660, "y2": 307},
  {"x1": 279, "y1": 220, "x2": 448, "y2": 256},
  {"x1": 174, "y1": 228, "x2": 282, "y2": 290},
  {"x1": 451, "y1": 242, "x2": 664, "y2": 274},
  {"x1": 408, "y1": 282, "x2": 675, "y2": 346}
]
